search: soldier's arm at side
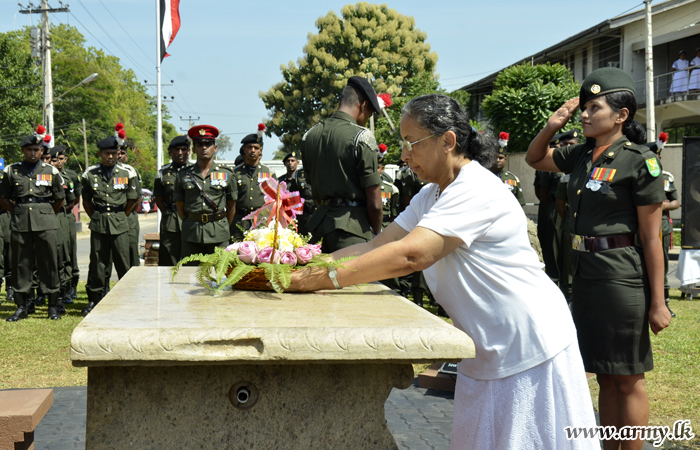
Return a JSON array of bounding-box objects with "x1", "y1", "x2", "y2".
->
[
  {"x1": 226, "y1": 200, "x2": 236, "y2": 225},
  {"x1": 662, "y1": 199, "x2": 679, "y2": 211},
  {"x1": 0, "y1": 198, "x2": 13, "y2": 213},
  {"x1": 125, "y1": 197, "x2": 140, "y2": 216},
  {"x1": 365, "y1": 185, "x2": 382, "y2": 235},
  {"x1": 52, "y1": 172, "x2": 66, "y2": 214},
  {"x1": 176, "y1": 201, "x2": 185, "y2": 219},
  {"x1": 0, "y1": 174, "x2": 14, "y2": 213},
  {"x1": 124, "y1": 171, "x2": 141, "y2": 216},
  {"x1": 155, "y1": 196, "x2": 166, "y2": 212}
]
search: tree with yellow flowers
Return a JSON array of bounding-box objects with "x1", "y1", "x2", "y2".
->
[{"x1": 260, "y1": 3, "x2": 438, "y2": 153}]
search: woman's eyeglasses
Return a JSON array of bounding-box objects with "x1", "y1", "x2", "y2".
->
[{"x1": 400, "y1": 135, "x2": 432, "y2": 152}]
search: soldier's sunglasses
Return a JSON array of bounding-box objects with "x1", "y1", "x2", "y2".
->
[{"x1": 400, "y1": 135, "x2": 433, "y2": 152}]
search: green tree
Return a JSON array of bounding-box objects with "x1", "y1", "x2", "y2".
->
[
  {"x1": 482, "y1": 63, "x2": 580, "y2": 153},
  {"x1": 260, "y1": 2, "x2": 438, "y2": 153},
  {"x1": 0, "y1": 31, "x2": 42, "y2": 161}
]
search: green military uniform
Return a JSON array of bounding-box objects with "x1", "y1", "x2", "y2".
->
[
  {"x1": 277, "y1": 173, "x2": 293, "y2": 185},
  {"x1": 496, "y1": 170, "x2": 525, "y2": 206},
  {"x1": 301, "y1": 111, "x2": 381, "y2": 252},
  {"x1": 154, "y1": 161, "x2": 192, "y2": 265},
  {"x1": 0, "y1": 156, "x2": 65, "y2": 319},
  {"x1": 661, "y1": 170, "x2": 678, "y2": 296},
  {"x1": 231, "y1": 163, "x2": 275, "y2": 241},
  {"x1": 82, "y1": 161, "x2": 140, "y2": 304},
  {"x1": 119, "y1": 162, "x2": 143, "y2": 268},
  {"x1": 56, "y1": 161, "x2": 76, "y2": 306},
  {"x1": 555, "y1": 175, "x2": 572, "y2": 300},
  {"x1": 537, "y1": 171, "x2": 562, "y2": 282},
  {"x1": 288, "y1": 168, "x2": 315, "y2": 237},
  {"x1": 0, "y1": 169, "x2": 9, "y2": 297},
  {"x1": 380, "y1": 171, "x2": 393, "y2": 184},
  {"x1": 61, "y1": 167, "x2": 81, "y2": 293},
  {"x1": 175, "y1": 163, "x2": 236, "y2": 258},
  {"x1": 553, "y1": 136, "x2": 665, "y2": 374},
  {"x1": 380, "y1": 178, "x2": 399, "y2": 229}
]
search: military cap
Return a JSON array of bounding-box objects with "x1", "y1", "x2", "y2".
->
[
  {"x1": 679, "y1": 50, "x2": 686, "y2": 55},
  {"x1": 347, "y1": 76, "x2": 381, "y2": 114},
  {"x1": 282, "y1": 151, "x2": 298, "y2": 162},
  {"x1": 168, "y1": 135, "x2": 190, "y2": 149},
  {"x1": 549, "y1": 133, "x2": 563, "y2": 146},
  {"x1": 97, "y1": 136, "x2": 120, "y2": 150},
  {"x1": 558, "y1": 129, "x2": 580, "y2": 143},
  {"x1": 241, "y1": 133, "x2": 262, "y2": 146},
  {"x1": 643, "y1": 142, "x2": 659, "y2": 153},
  {"x1": 580, "y1": 68, "x2": 636, "y2": 108},
  {"x1": 19, "y1": 135, "x2": 41, "y2": 147},
  {"x1": 188, "y1": 124, "x2": 219, "y2": 142},
  {"x1": 52, "y1": 145, "x2": 67, "y2": 156}
]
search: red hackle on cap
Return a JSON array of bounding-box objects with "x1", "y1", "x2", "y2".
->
[
  {"x1": 115, "y1": 123, "x2": 124, "y2": 131},
  {"x1": 658, "y1": 132, "x2": 668, "y2": 143},
  {"x1": 43, "y1": 135, "x2": 52, "y2": 143},
  {"x1": 258, "y1": 123, "x2": 265, "y2": 139},
  {"x1": 377, "y1": 93, "x2": 392, "y2": 109},
  {"x1": 36, "y1": 125, "x2": 46, "y2": 135},
  {"x1": 117, "y1": 129, "x2": 126, "y2": 139},
  {"x1": 499, "y1": 132, "x2": 509, "y2": 141}
]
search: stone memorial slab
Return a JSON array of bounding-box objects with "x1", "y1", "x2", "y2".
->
[{"x1": 71, "y1": 267, "x2": 474, "y2": 449}]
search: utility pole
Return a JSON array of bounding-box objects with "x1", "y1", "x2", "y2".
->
[
  {"x1": 19, "y1": 1, "x2": 69, "y2": 136},
  {"x1": 644, "y1": 0, "x2": 656, "y2": 141},
  {"x1": 179, "y1": 115, "x2": 200, "y2": 132},
  {"x1": 82, "y1": 118, "x2": 88, "y2": 170}
]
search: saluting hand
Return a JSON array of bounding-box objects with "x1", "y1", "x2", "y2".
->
[{"x1": 547, "y1": 97, "x2": 580, "y2": 130}]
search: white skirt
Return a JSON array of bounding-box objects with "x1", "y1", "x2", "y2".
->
[{"x1": 450, "y1": 341, "x2": 598, "y2": 450}]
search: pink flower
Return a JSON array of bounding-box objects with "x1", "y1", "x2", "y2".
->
[
  {"x1": 257, "y1": 247, "x2": 281, "y2": 264},
  {"x1": 295, "y1": 246, "x2": 314, "y2": 265},
  {"x1": 225, "y1": 242, "x2": 241, "y2": 252},
  {"x1": 307, "y1": 244, "x2": 322, "y2": 256},
  {"x1": 280, "y1": 251, "x2": 297, "y2": 266},
  {"x1": 237, "y1": 241, "x2": 258, "y2": 264}
]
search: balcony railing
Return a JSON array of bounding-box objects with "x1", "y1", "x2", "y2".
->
[{"x1": 635, "y1": 64, "x2": 700, "y2": 104}]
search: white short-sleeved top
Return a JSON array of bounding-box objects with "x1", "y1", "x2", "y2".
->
[{"x1": 394, "y1": 161, "x2": 576, "y2": 380}]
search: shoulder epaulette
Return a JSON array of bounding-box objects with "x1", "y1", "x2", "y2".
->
[
  {"x1": 353, "y1": 128, "x2": 378, "y2": 149},
  {"x1": 83, "y1": 164, "x2": 100, "y2": 178},
  {"x1": 302, "y1": 123, "x2": 321, "y2": 142},
  {"x1": 160, "y1": 163, "x2": 173, "y2": 172}
]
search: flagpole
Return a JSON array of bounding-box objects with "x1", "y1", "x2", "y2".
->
[{"x1": 156, "y1": 0, "x2": 163, "y2": 230}]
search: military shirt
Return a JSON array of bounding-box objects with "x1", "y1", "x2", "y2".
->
[
  {"x1": 61, "y1": 168, "x2": 81, "y2": 198},
  {"x1": 0, "y1": 161, "x2": 65, "y2": 232},
  {"x1": 380, "y1": 171, "x2": 394, "y2": 184},
  {"x1": 300, "y1": 111, "x2": 381, "y2": 239},
  {"x1": 496, "y1": 170, "x2": 525, "y2": 206},
  {"x1": 661, "y1": 170, "x2": 678, "y2": 236},
  {"x1": 277, "y1": 173, "x2": 293, "y2": 185},
  {"x1": 154, "y1": 162, "x2": 192, "y2": 233},
  {"x1": 232, "y1": 163, "x2": 276, "y2": 217},
  {"x1": 174, "y1": 163, "x2": 236, "y2": 244},
  {"x1": 400, "y1": 167, "x2": 427, "y2": 198},
  {"x1": 553, "y1": 136, "x2": 665, "y2": 280},
  {"x1": 380, "y1": 179, "x2": 399, "y2": 228},
  {"x1": 82, "y1": 164, "x2": 140, "y2": 235}
]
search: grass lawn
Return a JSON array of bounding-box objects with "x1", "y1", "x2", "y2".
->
[{"x1": 1, "y1": 285, "x2": 698, "y2": 447}]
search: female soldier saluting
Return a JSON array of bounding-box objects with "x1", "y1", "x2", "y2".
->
[{"x1": 526, "y1": 67, "x2": 671, "y2": 450}]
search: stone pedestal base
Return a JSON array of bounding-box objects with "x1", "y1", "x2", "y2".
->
[{"x1": 86, "y1": 363, "x2": 413, "y2": 449}]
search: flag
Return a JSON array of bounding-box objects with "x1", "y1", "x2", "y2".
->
[{"x1": 159, "y1": 0, "x2": 181, "y2": 62}]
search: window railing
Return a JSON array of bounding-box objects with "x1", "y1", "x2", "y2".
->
[{"x1": 634, "y1": 64, "x2": 700, "y2": 104}]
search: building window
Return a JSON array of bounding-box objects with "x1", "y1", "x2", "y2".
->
[
  {"x1": 582, "y1": 49, "x2": 588, "y2": 79},
  {"x1": 664, "y1": 125, "x2": 700, "y2": 144},
  {"x1": 569, "y1": 54, "x2": 575, "y2": 78}
]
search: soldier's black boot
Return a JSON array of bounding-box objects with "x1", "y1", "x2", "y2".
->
[
  {"x1": 63, "y1": 284, "x2": 74, "y2": 304},
  {"x1": 82, "y1": 292, "x2": 99, "y2": 315},
  {"x1": 6, "y1": 286, "x2": 14, "y2": 303},
  {"x1": 69, "y1": 282, "x2": 78, "y2": 300},
  {"x1": 26, "y1": 296, "x2": 36, "y2": 315},
  {"x1": 48, "y1": 293, "x2": 61, "y2": 320},
  {"x1": 6, "y1": 293, "x2": 28, "y2": 322}
]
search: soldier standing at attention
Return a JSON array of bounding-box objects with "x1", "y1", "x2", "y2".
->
[
  {"x1": 53, "y1": 145, "x2": 81, "y2": 302},
  {"x1": 154, "y1": 135, "x2": 192, "y2": 266},
  {"x1": 115, "y1": 124, "x2": 143, "y2": 268},
  {"x1": 301, "y1": 76, "x2": 383, "y2": 252},
  {"x1": 50, "y1": 146, "x2": 76, "y2": 313},
  {"x1": 489, "y1": 132, "x2": 524, "y2": 207},
  {"x1": 175, "y1": 125, "x2": 236, "y2": 259},
  {"x1": 377, "y1": 144, "x2": 394, "y2": 184},
  {"x1": 81, "y1": 135, "x2": 139, "y2": 314},
  {"x1": 231, "y1": 125, "x2": 276, "y2": 241},
  {"x1": 0, "y1": 167, "x2": 10, "y2": 304},
  {"x1": 277, "y1": 151, "x2": 298, "y2": 185},
  {"x1": 288, "y1": 157, "x2": 315, "y2": 237},
  {"x1": 378, "y1": 152, "x2": 399, "y2": 229},
  {"x1": 644, "y1": 133, "x2": 679, "y2": 317},
  {"x1": 1, "y1": 130, "x2": 65, "y2": 321}
]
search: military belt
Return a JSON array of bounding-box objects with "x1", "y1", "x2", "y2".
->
[
  {"x1": 94, "y1": 204, "x2": 125, "y2": 213},
  {"x1": 15, "y1": 196, "x2": 52, "y2": 204},
  {"x1": 188, "y1": 210, "x2": 226, "y2": 224},
  {"x1": 383, "y1": 215, "x2": 392, "y2": 222},
  {"x1": 320, "y1": 199, "x2": 366, "y2": 207},
  {"x1": 571, "y1": 233, "x2": 635, "y2": 252}
]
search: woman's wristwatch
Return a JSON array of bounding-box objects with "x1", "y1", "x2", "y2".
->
[{"x1": 327, "y1": 267, "x2": 342, "y2": 289}]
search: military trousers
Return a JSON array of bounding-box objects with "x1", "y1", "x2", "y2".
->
[
  {"x1": 663, "y1": 233, "x2": 671, "y2": 293},
  {"x1": 11, "y1": 228, "x2": 59, "y2": 297},
  {"x1": 128, "y1": 212, "x2": 140, "y2": 268},
  {"x1": 68, "y1": 210, "x2": 80, "y2": 286},
  {"x1": 319, "y1": 229, "x2": 368, "y2": 253},
  {"x1": 158, "y1": 230, "x2": 182, "y2": 267},
  {"x1": 58, "y1": 212, "x2": 73, "y2": 290},
  {"x1": 0, "y1": 211, "x2": 7, "y2": 285},
  {"x1": 86, "y1": 231, "x2": 131, "y2": 298},
  {"x1": 230, "y1": 213, "x2": 251, "y2": 242}
]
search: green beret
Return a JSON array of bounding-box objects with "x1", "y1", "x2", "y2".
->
[
  {"x1": 579, "y1": 68, "x2": 636, "y2": 108},
  {"x1": 558, "y1": 129, "x2": 580, "y2": 142}
]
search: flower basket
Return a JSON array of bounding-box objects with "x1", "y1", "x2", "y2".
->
[{"x1": 226, "y1": 266, "x2": 303, "y2": 292}]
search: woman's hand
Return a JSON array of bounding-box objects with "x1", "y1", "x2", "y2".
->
[
  {"x1": 547, "y1": 97, "x2": 580, "y2": 131},
  {"x1": 649, "y1": 303, "x2": 672, "y2": 335},
  {"x1": 285, "y1": 266, "x2": 333, "y2": 292}
]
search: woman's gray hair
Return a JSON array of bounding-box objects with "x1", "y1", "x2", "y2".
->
[{"x1": 402, "y1": 94, "x2": 497, "y2": 168}]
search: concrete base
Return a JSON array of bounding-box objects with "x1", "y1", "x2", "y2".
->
[{"x1": 86, "y1": 363, "x2": 414, "y2": 450}]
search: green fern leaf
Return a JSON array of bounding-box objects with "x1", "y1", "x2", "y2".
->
[{"x1": 216, "y1": 264, "x2": 256, "y2": 293}]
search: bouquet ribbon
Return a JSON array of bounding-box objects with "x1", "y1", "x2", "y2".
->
[{"x1": 243, "y1": 178, "x2": 304, "y2": 229}]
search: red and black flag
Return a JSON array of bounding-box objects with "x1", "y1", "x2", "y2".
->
[{"x1": 159, "y1": 0, "x2": 181, "y2": 62}]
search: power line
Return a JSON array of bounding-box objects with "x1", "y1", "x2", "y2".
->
[{"x1": 97, "y1": 0, "x2": 153, "y2": 63}]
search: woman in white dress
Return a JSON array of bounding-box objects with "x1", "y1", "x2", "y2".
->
[
  {"x1": 289, "y1": 94, "x2": 599, "y2": 450},
  {"x1": 670, "y1": 50, "x2": 689, "y2": 94},
  {"x1": 688, "y1": 48, "x2": 700, "y2": 91}
]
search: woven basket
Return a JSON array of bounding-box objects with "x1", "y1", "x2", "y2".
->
[{"x1": 225, "y1": 265, "x2": 300, "y2": 291}]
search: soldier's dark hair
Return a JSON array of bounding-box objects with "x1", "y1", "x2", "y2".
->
[
  {"x1": 402, "y1": 94, "x2": 496, "y2": 168},
  {"x1": 339, "y1": 85, "x2": 367, "y2": 108},
  {"x1": 605, "y1": 91, "x2": 645, "y2": 145}
]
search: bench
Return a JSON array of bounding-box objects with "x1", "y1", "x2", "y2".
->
[{"x1": 0, "y1": 389, "x2": 53, "y2": 450}]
